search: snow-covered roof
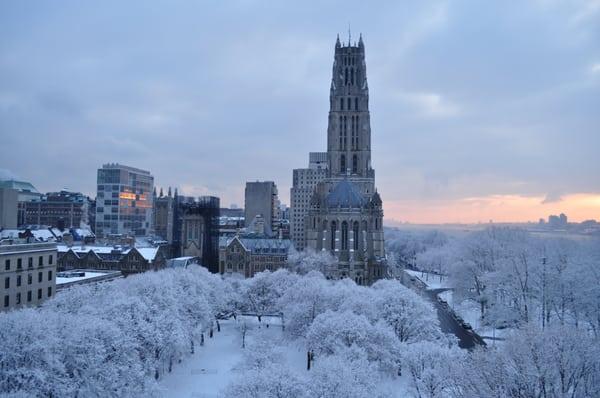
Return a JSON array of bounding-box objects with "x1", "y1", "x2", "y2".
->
[
  {"x1": 221, "y1": 236, "x2": 292, "y2": 254},
  {"x1": 0, "y1": 228, "x2": 57, "y2": 242},
  {"x1": 57, "y1": 245, "x2": 160, "y2": 261}
]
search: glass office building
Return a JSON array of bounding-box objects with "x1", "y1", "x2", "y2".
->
[{"x1": 95, "y1": 164, "x2": 154, "y2": 237}]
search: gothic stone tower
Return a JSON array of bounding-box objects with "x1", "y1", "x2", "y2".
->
[{"x1": 305, "y1": 35, "x2": 386, "y2": 285}]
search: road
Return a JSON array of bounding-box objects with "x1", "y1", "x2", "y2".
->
[{"x1": 399, "y1": 272, "x2": 486, "y2": 349}]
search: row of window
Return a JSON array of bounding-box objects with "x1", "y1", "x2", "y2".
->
[
  {"x1": 4, "y1": 270, "x2": 53, "y2": 288},
  {"x1": 4, "y1": 255, "x2": 54, "y2": 271},
  {"x1": 338, "y1": 115, "x2": 360, "y2": 151},
  {"x1": 3, "y1": 287, "x2": 52, "y2": 307}
]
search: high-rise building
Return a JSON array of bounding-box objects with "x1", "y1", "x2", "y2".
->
[
  {"x1": 290, "y1": 152, "x2": 328, "y2": 250},
  {"x1": 0, "y1": 241, "x2": 57, "y2": 312},
  {"x1": 0, "y1": 188, "x2": 18, "y2": 229},
  {"x1": 22, "y1": 190, "x2": 94, "y2": 230},
  {"x1": 304, "y1": 35, "x2": 386, "y2": 285},
  {"x1": 95, "y1": 164, "x2": 154, "y2": 237},
  {"x1": 244, "y1": 181, "x2": 279, "y2": 236}
]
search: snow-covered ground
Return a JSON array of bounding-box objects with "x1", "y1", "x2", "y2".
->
[
  {"x1": 405, "y1": 269, "x2": 450, "y2": 290},
  {"x1": 159, "y1": 316, "x2": 302, "y2": 397},
  {"x1": 159, "y1": 316, "x2": 409, "y2": 397}
]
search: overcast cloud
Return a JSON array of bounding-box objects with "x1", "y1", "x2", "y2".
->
[{"x1": 1, "y1": 0, "x2": 599, "y2": 222}]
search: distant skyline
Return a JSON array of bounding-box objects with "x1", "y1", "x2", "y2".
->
[{"x1": 1, "y1": 1, "x2": 599, "y2": 224}]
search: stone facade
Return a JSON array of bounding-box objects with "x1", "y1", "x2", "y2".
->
[
  {"x1": 0, "y1": 242, "x2": 57, "y2": 312},
  {"x1": 304, "y1": 35, "x2": 386, "y2": 285},
  {"x1": 219, "y1": 235, "x2": 292, "y2": 278},
  {"x1": 57, "y1": 244, "x2": 168, "y2": 275}
]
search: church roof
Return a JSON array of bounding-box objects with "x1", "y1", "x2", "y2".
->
[{"x1": 326, "y1": 179, "x2": 366, "y2": 208}]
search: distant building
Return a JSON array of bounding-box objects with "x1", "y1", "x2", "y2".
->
[
  {"x1": 0, "y1": 241, "x2": 57, "y2": 312},
  {"x1": 57, "y1": 244, "x2": 168, "y2": 275},
  {"x1": 245, "y1": 181, "x2": 280, "y2": 236},
  {"x1": 153, "y1": 187, "x2": 176, "y2": 243},
  {"x1": 290, "y1": 152, "x2": 328, "y2": 250},
  {"x1": 0, "y1": 179, "x2": 42, "y2": 202},
  {"x1": 173, "y1": 196, "x2": 220, "y2": 273},
  {"x1": 0, "y1": 179, "x2": 42, "y2": 226},
  {"x1": 548, "y1": 213, "x2": 568, "y2": 229},
  {"x1": 22, "y1": 190, "x2": 94, "y2": 230},
  {"x1": 0, "y1": 188, "x2": 18, "y2": 229},
  {"x1": 219, "y1": 235, "x2": 292, "y2": 278},
  {"x1": 95, "y1": 163, "x2": 154, "y2": 237}
]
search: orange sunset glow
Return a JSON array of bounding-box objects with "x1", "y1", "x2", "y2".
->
[{"x1": 385, "y1": 193, "x2": 600, "y2": 224}]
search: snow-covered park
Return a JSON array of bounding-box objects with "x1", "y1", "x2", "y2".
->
[{"x1": 1, "y1": 226, "x2": 599, "y2": 397}]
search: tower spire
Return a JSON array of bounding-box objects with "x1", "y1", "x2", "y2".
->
[{"x1": 348, "y1": 23, "x2": 351, "y2": 46}]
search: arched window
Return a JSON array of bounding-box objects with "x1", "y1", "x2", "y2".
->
[
  {"x1": 312, "y1": 217, "x2": 316, "y2": 229},
  {"x1": 355, "y1": 97, "x2": 358, "y2": 111},
  {"x1": 341, "y1": 221, "x2": 348, "y2": 250},
  {"x1": 351, "y1": 69, "x2": 354, "y2": 85},
  {"x1": 343, "y1": 116, "x2": 347, "y2": 149},
  {"x1": 339, "y1": 116, "x2": 343, "y2": 149},
  {"x1": 340, "y1": 155, "x2": 346, "y2": 173},
  {"x1": 375, "y1": 218, "x2": 379, "y2": 230},
  {"x1": 353, "y1": 221, "x2": 359, "y2": 250},
  {"x1": 352, "y1": 154, "x2": 358, "y2": 174},
  {"x1": 330, "y1": 221, "x2": 337, "y2": 250},
  {"x1": 345, "y1": 68, "x2": 348, "y2": 85},
  {"x1": 340, "y1": 98, "x2": 344, "y2": 110}
]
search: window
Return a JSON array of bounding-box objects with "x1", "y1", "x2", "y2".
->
[
  {"x1": 340, "y1": 97, "x2": 344, "y2": 110},
  {"x1": 353, "y1": 221, "x2": 360, "y2": 250},
  {"x1": 38, "y1": 256, "x2": 43, "y2": 267},
  {"x1": 38, "y1": 272, "x2": 42, "y2": 283},
  {"x1": 4, "y1": 259, "x2": 9, "y2": 271},
  {"x1": 330, "y1": 221, "x2": 337, "y2": 250},
  {"x1": 17, "y1": 258, "x2": 22, "y2": 269},
  {"x1": 3, "y1": 295, "x2": 8, "y2": 308},
  {"x1": 48, "y1": 270, "x2": 53, "y2": 281},
  {"x1": 27, "y1": 291, "x2": 32, "y2": 302},
  {"x1": 38, "y1": 289, "x2": 42, "y2": 300},
  {"x1": 28, "y1": 257, "x2": 33, "y2": 268},
  {"x1": 47, "y1": 287, "x2": 52, "y2": 297},
  {"x1": 27, "y1": 274, "x2": 32, "y2": 285},
  {"x1": 16, "y1": 292, "x2": 21, "y2": 305},
  {"x1": 4, "y1": 277, "x2": 9, "y2": 289},
  {"x1": 340, "y1": 155, "x2": 346, "y2": 173},
  {"x1": 49, "y1": 255, "x2": 53, "y2": 265},
  {"x1": 16, "y1": 275, "x2": 21, "y2": 287},
  {"x1": 355, "y1": 97, "x2": 358, "y2": 111},
  {"x1": 341, "y1": 221, "x2": 348, "y2": 250},
  {"x1": 352, "y1": 155, "x2": 358, "y2": 174}
]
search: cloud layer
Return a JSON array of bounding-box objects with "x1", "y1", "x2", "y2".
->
[{"x1": 1, "y1": 0, "x2": 599, "y2": 222}]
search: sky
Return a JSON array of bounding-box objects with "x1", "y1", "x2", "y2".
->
[{"x1": 1, "y1": 0, "x2": 599, "y2": 224}]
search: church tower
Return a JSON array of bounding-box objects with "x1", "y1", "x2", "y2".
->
[
  {"x1": 327, "y1": 34, "x2": 373, "y2": 186},
  {"x1": 303, "y1": 35, "x2": 386, "y2": 285}
]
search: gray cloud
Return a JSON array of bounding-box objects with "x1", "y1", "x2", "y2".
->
[{"x1": 0, "y1": 0, "x2": 598, "y2": 210}]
